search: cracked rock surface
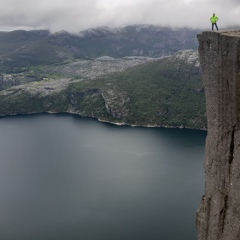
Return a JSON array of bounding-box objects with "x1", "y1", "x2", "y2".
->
[{"x1": 197, "y1": 31, "x2": 240, "y2": 240}]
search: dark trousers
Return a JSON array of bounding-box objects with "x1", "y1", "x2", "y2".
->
[{"x1": 212, "y1": 23, "x2": 219, "y2": 31}]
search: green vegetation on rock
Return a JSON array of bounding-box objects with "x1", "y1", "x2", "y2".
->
[
  {"x1": 0, "y1": 50, "x2": 206, "y2": 129},
  {"x1": 59, "y1": 50, "x2": 206, "y2": 129}
]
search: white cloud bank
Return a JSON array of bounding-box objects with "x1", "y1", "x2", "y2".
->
[{"x1": 0, "y1": 0, "x2": 239, "y2": 32}]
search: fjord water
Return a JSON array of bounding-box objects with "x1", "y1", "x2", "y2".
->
[{"x1": 0, "y1": 114, "x2": 206, "y2": 240}]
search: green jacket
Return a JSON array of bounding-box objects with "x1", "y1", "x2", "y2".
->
[{"x1": 210, "y1": 16, "x2": 219, "y2": 23}]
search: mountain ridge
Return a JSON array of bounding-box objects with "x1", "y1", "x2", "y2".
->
[
  {"x1": 0, "y1": 25, "x2": 206, "y2": 129},
  {"x1": 0, "y1": 25, "x2": 200, "y2": 73}
]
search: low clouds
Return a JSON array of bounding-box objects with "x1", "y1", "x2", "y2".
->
[{"x1": 0, "y1": 0, "x2": 239, "y2": 32}]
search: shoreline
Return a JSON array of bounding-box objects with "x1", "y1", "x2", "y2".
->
[{"x1": 0, "y1": 111, "x2": 207, "y2": 131}]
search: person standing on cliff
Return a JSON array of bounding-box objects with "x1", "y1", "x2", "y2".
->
[{"x1": 210, "y1": 13, "x2": 219, "y2": 31}]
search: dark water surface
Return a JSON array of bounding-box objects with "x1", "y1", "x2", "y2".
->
[{"x1": 0, "y1": 114, "x2": 206, "y2": 240}]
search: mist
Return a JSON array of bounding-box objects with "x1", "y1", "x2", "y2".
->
[{"x1": 0, "y1": 0, "x2": 239, "y2": 32}]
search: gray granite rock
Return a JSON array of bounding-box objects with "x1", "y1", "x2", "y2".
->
[{"x1": 197, "y1": 30, "x2": 240, "y2": 240}]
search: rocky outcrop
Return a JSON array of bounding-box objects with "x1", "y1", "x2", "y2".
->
[
  {"x1": 197, "y1": 31, "x2": 240, "y2": 240},
  {"x1": 0, "y1": 74, "x2": 21, "y2": 89},
  {"x1": 41, "y1": 55, "x2": 157, "y2": 79},
  {"x1": 68, "y1": 87, "x2": 130, "y2": 119}
]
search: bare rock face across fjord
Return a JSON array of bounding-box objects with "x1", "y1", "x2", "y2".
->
[{"x1": 197, "y1": 31, "x2": 240, "y2": 240}]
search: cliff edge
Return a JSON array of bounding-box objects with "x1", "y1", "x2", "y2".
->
[{"x1": 197, "y1": 31, "x2": 240, "y2": 240}]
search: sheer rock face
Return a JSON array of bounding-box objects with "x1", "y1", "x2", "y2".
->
[{"x1": 197, "y1": 31, "x2": 240, "y2": 240}]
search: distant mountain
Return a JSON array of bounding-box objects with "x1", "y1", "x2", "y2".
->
[
  {"x1": 0, "y1": 25, "x2": 206, "y2": 129},
  {"x1": 0, "y1": 25, "x2": 201, "y2": 73},
  {"x1": 0, "y1": 30, "x2": 49, "y2": 55}
]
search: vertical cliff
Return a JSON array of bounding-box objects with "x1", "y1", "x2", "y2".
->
[{"x1": 197, "y1": 31, "x2": 240, "y2": 240}]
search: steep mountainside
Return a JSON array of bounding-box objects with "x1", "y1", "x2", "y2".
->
[
  {"x1": 0, "y1": 30, "x2": 49, "y2": 55},
  {"x1": 0, "y1": 50, "x2": 206, "y2": 129},
  {"x1": 0, "y1": 25, "x2": 200, "y2": 72},
  {"x1": 197, "y1": 31, "x2": 240, "y2": 240}
]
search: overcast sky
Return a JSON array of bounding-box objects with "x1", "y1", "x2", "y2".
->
[{"x1": 0, "y1": 0, "x2": 239, "y2": 32}]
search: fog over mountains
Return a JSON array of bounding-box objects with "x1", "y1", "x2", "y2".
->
[
  {"x1": 0, "y1": 25, "x2": 200, "y2": 72},
  {"x1": 0, "y1": 0, "x2": 240, "y2": 32}
]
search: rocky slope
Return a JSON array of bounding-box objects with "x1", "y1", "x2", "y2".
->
[
  {"x1": 197, "y1": 31, "x2": 240, "y2": 240},
  {"x1": 0, "y1": 50, "x2": 206, "y2": 129},
  {"x1": 0, "y1": 56, "x2": 156, "y2": 90}
]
